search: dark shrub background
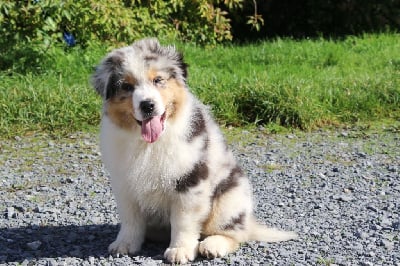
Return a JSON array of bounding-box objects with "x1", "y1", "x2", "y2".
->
[{"x1": 231, "y1": 0, "x2": 400, "y2": 40}]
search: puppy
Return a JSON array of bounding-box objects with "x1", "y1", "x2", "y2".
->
[{"x1": 91, "y1": 38, "x2": 297, "y2": 263}]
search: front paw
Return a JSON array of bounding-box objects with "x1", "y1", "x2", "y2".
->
[
  {"x1": 108, "y1": 239, "x2": 141, "y2": 255},
  {"x1": 164, "y1": 245, "x2": 198, "y2": 264}
]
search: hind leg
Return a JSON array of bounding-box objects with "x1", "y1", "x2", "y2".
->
[
  {"x1": 200, "y1": 170, "x2": 253, "y2": 258},
  {"x1": 199, "y1": 235, "x2": 239, "y2": 258}
]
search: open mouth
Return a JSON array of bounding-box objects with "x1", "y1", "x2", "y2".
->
[{"x1": 136, "y1": 112, "x2": 166, "y2": 143}]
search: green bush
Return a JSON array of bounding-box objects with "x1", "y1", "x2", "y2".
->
[
  {"x1": 0, "y1": 0, "x2": 261, "y2": 46},
  {"x1": 0, "y1": 0, "x2": 263, "y2": 72}
]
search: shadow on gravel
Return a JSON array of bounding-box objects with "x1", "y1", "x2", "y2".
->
[{"x1": 0, "y1": 224, "x2": 166, "y2": 263}]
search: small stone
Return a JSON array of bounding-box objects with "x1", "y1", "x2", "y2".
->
[
  {"x1": 319, "y1": 172, "x2": 327, "y2": 178},
  {"x1": 88, "y1": 256, "x2": 95, "y2": 264},
  {"x1": 213, "y1": 258, "x2": 225, "y2": 264},
  {"x1": 366, "y1": 205, "x2": 378, "y2": 212},
  {"x1": 392, "y1": 220, "x2": 400, "y2": 229},
  {"x1": 353, "y1": 243, "x2": 364, "y2": 252},
  {"x1": 342, "y1": 187, "x2": 351, "y2": 193},
  {"x1": 313, "y1": 204, "x2": 321, "y2": 209},
  {"x1": 380, "y1": 217, "x2": 392, "y2": 227},
  {"x1": 90, "y1": 216, "x2": 101, "y2": 224},
  {"x1": 34, "y1": 206, "x2": 45, "y2": 213},
  {"x1": 357, "y1": 152, "x2": 367, "y2": 158},
  {"x1": 368, "y1": 251, "x2": 375, "y2": 257},
  {"x1": 355, "y1": 231, "x2": 368, "y2": 239},
  {"x1": 279, "y1": 249, "x2": 291, "y2": 257},
  {"x1": 370, "y1": 224, "x2": 382, "y2": 231},
  {"x1": 380, "y1": 239, "x2": 394, "y2": 250},
  {"x1": 333, "y1": 194, "x2": 353, "y2": 202},
  {"x1": 26, "y1": 240, "x2": 42, "y2": 250},
  {"x1": 13, "y1": 205, "x2": 25, "y2": 213},
  {"x1": 38, "y1": 185, "x2": 50, "y2": 192},
  {"x1": 360, "y1": 262, "x2": 374, "y2": 266},
  {"x1": 47, "y1": 259, "x2": 57, "y2": 266},
  {"x1": 258, "y1": 241, "x2": 267, "y2": 248},
  {"x1": 6, "y1": 207, "x2": 15, "y2": 219}
]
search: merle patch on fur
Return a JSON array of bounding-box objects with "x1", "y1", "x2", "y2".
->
[
  {"x1": 144, "y1": 55, "x2": 158, "y2": 61},
  {"x1": 121, "y1": 82, "x2": 135, "y2": 92},
  {"x1": 187, "y1": 108, "x2": 206, "y2": 142},
  {"x1": 221, "y1": 212, "x2": 246, "y2": 231},
  {"x1": 176, "y1": 52, "x2": 188, "y2": 79},
  {"x1": 212, "y1": 166, "x2": 243, "y2": 199},
  {"x1": 104, "y1": 54, "x2": 124, "y2": 100},
  {"x1": 176, "y1": 162, "x2": 208, "y2": 192},
  {"x1": 92, "y1": 52, "x2": 124, "y2": 100},
  {"x1": 105, "y1": 72, "x2": 122, "y2": 100}
]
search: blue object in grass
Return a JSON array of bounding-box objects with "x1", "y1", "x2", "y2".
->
[{"x1": 63, "y1": 32, "x2": 76, "y2": 47}]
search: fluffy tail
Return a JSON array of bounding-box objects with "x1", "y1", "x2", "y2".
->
[{"x1": 248, "y1": 219, "x2": 298, "y2": 242}]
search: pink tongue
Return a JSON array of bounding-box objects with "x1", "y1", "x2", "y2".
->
[{"x1": 141, "y1": 116, "x2": 163, "y2": 143}]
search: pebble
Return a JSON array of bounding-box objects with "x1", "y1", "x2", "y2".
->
[
  {"x1": 360, "y1": 262, "x2": 374, "y2": 266},
  {"x1": 366, "y1": 205, "x2": 378, "y2": 212},
  {"x1": 339, "y1": 195, "x2": 354, "y2": 202},
  {"x1": 379, "y1": 239, "x2": 394, "y2": 250},
  {"x1": 88, "y1": 256, "x2": 95, "y2": 264},
  {"x1": 392, "y1": 220, "x2": 400, "y2": 230},
  {"x1": 1, "y1": 131, "x2": 399, "y2": 265},
  {"x1": 6, "y1": 207, "x2": 15, "y2": 219},
  {"x1": 47, "y1": 259, "x2": 57, "y2": 266},
  {"x1": 355, "y1": 231, "x2": 369, "y2": 239}
]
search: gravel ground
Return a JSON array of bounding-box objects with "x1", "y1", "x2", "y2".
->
[{"x1": 1, "y1": 128, "x2": 399, "y2": 265}]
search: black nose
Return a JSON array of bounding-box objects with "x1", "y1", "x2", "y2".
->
[{"x1": 140, "y1": 100, "x2": 155, "y2": 114}]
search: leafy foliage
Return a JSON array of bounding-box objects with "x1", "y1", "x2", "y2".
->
[
  {"x1": 0, "y1": 0, "x2": 262, "y2": 46},
  {"x1": 0, "y1": 0, "x2": 263, "y2": 72}
]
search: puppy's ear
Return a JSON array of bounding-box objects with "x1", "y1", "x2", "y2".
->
[
  {"x1": 91, "y1": 51, "x2": 124, "y2": 100},
  {"x1": 176, "y1": 51, "x2": 188, "y2": 80}
]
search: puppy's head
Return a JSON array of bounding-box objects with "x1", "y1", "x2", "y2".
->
[{"x1": 92, "y1": 38, "x2": 188, "y2": 143}]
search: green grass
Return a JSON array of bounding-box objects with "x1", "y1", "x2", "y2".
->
[
  {"x1": 0, "y1": 33, "x2": 399, "y2": 137},
  {"x1": 183, "y1": 33, "x2": 400, "y2": 128},
  {"x1": 0, "y1": 44, "x2": 105, "y2": 136}
]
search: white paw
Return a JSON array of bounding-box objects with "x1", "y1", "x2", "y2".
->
[
  {"x1": 108, "y1": 239, "x2": 141, "y2": 255},
  {"x1": 199, "y1": 235, "x2": 237, "y2": 258},
  {"x1": 164, "y1": 245, "x2": 198, "y2": 264}
]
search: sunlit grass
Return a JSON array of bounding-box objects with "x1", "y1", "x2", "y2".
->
[{"x1": 0, "y1": 33, "x2": 399, "y2": 137}]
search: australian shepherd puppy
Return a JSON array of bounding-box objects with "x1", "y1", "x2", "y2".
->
[{"x1": 91, "y1": 38, "x2": 297, "y2": 263}]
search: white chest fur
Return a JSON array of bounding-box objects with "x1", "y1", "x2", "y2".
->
[{"x1": 100, "y1": 115, "x2": 204, "y2": 216}]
